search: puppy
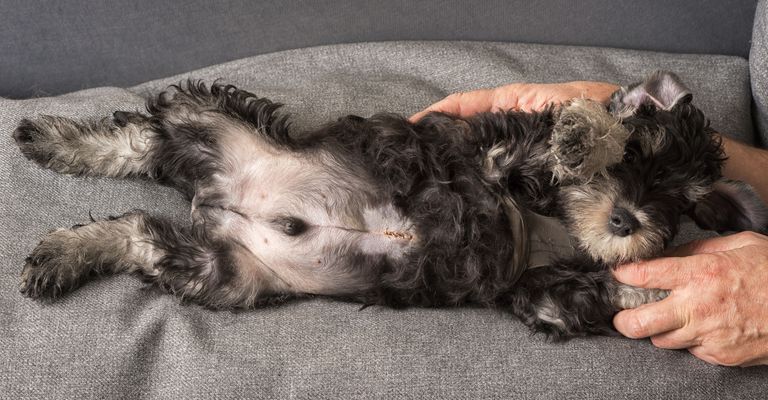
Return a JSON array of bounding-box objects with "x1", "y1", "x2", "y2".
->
[{"x1": 13, "y1": 71, "x2": 767, "y2": 339}]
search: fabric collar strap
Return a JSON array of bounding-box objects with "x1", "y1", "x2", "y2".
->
[{"x1": 501, "y1": 197, "x2": 578, "y2": 285}]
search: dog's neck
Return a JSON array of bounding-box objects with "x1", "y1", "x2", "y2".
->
[{"x1": 500, "y1": 197, "x2": 577, "y2": 284}]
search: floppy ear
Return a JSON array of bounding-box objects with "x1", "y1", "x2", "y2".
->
[
  {"x1": 689, "y1": 179, "x2": 768, "y2": 233},
  {"x1": 610, "y1": 71, "x2": 693, "y2": 116}
]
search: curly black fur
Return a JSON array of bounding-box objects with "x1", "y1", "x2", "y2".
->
[
  {"x1": 15, "y1": 73, "x2": 767, "y2": 341},
  {"x1": 303, "y1": 110, "x2": 558, "y2": 307}
]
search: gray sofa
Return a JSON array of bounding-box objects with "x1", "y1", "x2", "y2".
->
[{"x1": 2, "y1": 1, "x2": 767, "y2": 398}]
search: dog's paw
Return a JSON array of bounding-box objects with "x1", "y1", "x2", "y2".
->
[
  {"x1": 550, "y1": 121, "x2": 591, "y2": 169},
  {"x1": 610, "y1": 284, "x2": 669, "y2": 309},
  {"x1": 19, "y1": 229, "x2": 86, "y2": 299},
  {"x1": 12, "y1": 116, "x2": 97, "y2": 175},
  {"x1": 550, "y1": 99, "x2": 630, "y2": 182},
  {"x1": 13, "y1": 118, "x2": 58, "y2": 167}
]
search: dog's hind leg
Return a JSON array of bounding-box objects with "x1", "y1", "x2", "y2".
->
[
  {"x1": 20, "y1": 211, "x2": 283, "y2": 308},
  {"x1": 20, "y1": 211, "x2": 163, "y2": 299},
  {"x1": 13, "y1": 112, "x2": 158, "y2": 179},
  {"x1": 13, "y1": 82, "x2": 290, "y2": 200}
]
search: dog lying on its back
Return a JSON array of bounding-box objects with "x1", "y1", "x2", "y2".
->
[{"x1": 13, "y1": 71, "x2": 768, "y2": 339}]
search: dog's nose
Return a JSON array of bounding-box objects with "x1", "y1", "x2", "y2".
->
[{"x1": 608, "y1": 207, "x2": 640, "y2": 237}]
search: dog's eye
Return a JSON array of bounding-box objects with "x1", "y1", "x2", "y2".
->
[
  {"x1": 623, "y1": 149, "x2": 637, "y2": 163},
  {"x1": 275, "y1": 216, "x2": 308, "y2": 236}
]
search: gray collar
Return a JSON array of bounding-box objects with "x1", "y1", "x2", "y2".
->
[{"x1": 501, "y1": 197, "x2": 577, "y2": 284}]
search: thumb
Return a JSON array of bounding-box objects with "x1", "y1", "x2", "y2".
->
[
  {"x1": 612, "y1": 256, "x2": 697, "y2": 290},
  {"x1": 409, "y1": 96, "x2": 460, "y2": 122},
  {"x1": 409, "y1": 89, "x2": 496, "y2": 122}
]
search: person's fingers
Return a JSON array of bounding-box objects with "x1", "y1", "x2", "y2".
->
[
  {"x1": 408, "y1": 109, "x2": 429, "y2": 123},
  {"x1": 740, "y1": 356, "x2": 768, "y2": 367},
  {"x1": 664, "y1": 232, "x2": 768, "y2": 257},
  {"x1": 409, "y1": 97, "x2": 457, "y2": 122},
  {"x1": 613, "y1": 297, "x2": 686, "y2": 338},
  {"x1": 649, "y1": 328, "x2": 701, "y2": 349},
  {"x1": 687, "y1": 346, "x2": 722, "y2": 366},
  {"x1": 612, "y1": 256, "x2": 700, "y2": 289},
  {"x1": 687, "y1": 345, "x2": 748, "y2": 367},
  {"x1": 409, "y1": 89, "x2": 496, "y2": 122}
]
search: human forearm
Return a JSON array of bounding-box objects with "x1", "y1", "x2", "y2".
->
[
  {"x1": 719, "y1": 135, "x2": 768, "y2": 204},
  {"x1": 409, "y1": 81, "x2": 619, "y2": 121}
]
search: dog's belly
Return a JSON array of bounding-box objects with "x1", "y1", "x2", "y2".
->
[
  {"x1": 184, "y1": 129, "x2": 425, "y2": 295},
  {"x1": 194, "y1": 177, "x2": 418, "y2": 295}
]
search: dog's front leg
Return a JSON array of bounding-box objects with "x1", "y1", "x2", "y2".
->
[
  {"x1": 549, "y1": 99, "x2": 630, "y2": 182},
  {"x1": 505, "y1": 259, "x2": 620, "y2": 339},
  {"x1": 505, "y1": 260, "x2": 670, "y2": 339}
]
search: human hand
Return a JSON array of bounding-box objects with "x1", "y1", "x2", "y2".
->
[
  {"x1": 612, "y1": 232, "x2": 768, "y2": 367},
  {"x1": 409, "y1": 81, "x2": 619, "y2": 122}
]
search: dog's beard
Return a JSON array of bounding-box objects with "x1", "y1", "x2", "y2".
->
[{"x1": 559, "y1": 178, "x2": 670, "y2": 265}]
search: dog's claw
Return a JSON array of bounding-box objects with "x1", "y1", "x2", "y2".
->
[
  {"x1": 13, "y1": 118, "x2": 57, "y2": 167},
  {"x1": 19, "y1": 266, "x2": 30, "y2": 294},
  {"x1": 20, "y1": 258, "x2": 60, "y2": 299},
  {"x1": 19, "y1": 230, "x2": 84, "y2": 300},
  {"x1": 13, "y1": 119, "x2": 38, "y2": 144}
]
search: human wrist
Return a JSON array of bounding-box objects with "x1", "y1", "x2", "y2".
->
[{"x1": 718, "y1": 134, "x2": 768, "y2": 204}]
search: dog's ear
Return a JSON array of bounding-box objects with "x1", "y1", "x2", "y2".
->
[
  {"x1": 688, "y1": 179, "x2": 768, "y2": 233},
  {"x1": 610, "y1": 71, "x2": 693, "y2": 116}
]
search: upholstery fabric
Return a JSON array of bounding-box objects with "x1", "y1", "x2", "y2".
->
[
  {"x1": 752, "y1": 0, "x2": 768, "y2": 146},
  {"x1": 1, "y1": 41, "x2": 765, "y2": 399},
  {"x1": 0, "y1": 0, "x2": 758, "y2": 99}
]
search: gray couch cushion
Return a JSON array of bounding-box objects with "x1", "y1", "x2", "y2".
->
[
  {"x1": 0, "y1": 0, "x2": 757, "y2": 99},
  {"x1": 1, "y1": 41, "x2": 765, "y2": 399},
  {"x1": 752, "y1": 0, "x2": 768, "y2": 146}
]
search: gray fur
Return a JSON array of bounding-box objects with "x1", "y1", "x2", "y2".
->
[
  {"x1": 550, "y1": 99, "x2": 631, "y2": 182},
  {"x1": 13, "y1": 74, "x2": 766, "y2": 338},
  {"x1": 20, "y1": 211, "x2": 163, "y2": 298},
  {"x1": 610, "y1": 283, "x2": 669, "y2": 310},
  {"x1": 15, "y1": 115, "x2": 157, "y2": 178}
]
